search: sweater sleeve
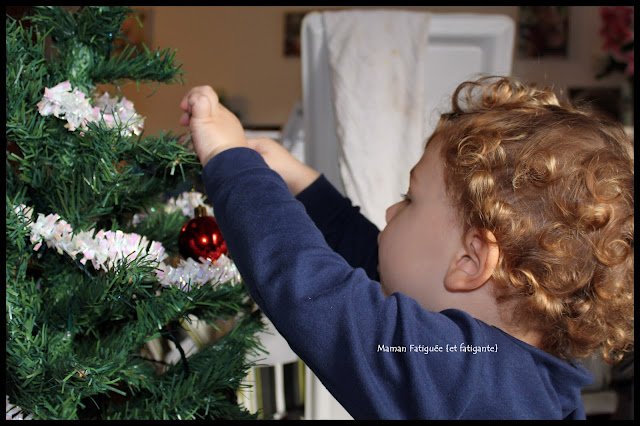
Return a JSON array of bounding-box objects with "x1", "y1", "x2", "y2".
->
[
  {"x1": 296, "y1": 175, "x2": 380, "y2": 280},
  {"x1": 201, "y1": 148, "x2": 593, "y2": 420}
]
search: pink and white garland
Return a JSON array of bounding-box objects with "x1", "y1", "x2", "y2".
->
[
  {"x1": 37, "y1": 81, "x2": 144, "y2": 137},
  {"x1": 13, "y1": 192, "x2": 240, "y2": 290},
  {"x1": 15, "y1": 204, "x2": 166, "y2": 272},
  {"x1": 164, "y1": 191, "x2": 214, "y2": 218},
  {"x1": 6, "y1": 395, "x2": 33, "y2": 420}
]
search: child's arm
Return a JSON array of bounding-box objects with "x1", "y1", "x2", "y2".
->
[
  {"x1": 246, "y1": 137, "x2": 319, "y2": 196},
  {"x1": 247, "y1": 137, "x2": 380, "y2": 278},
  {"x1": 295, "y1": 174, "x2": 380, "y2": 279}
]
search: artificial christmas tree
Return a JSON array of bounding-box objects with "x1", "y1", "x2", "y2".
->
[{"x1": 6, "y1": 6, "x2": 264, "y2": 420}]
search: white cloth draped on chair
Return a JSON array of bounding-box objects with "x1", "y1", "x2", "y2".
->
[{"x1": 323, "y1": 10, "x2": 432, "y2": 229}]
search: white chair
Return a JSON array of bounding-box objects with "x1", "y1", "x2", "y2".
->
[{"x1": 238, "y1": 316, "x2": 301, "y2": 419}]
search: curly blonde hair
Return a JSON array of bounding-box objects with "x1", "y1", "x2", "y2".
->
[{"x1": 434, "y1": 76, "x2": 633, "y2": 364}]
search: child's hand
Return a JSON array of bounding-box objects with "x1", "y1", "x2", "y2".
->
[
  {"x1": 247, "y1": 138, "x2": 320, "y2": 196},
  {"x1": 179, "y1": 86, "x2": 247, "y2": 166}
]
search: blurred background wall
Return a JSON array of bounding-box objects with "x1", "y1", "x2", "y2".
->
[{"x1": 110, "y1": 6, "x2": 630, "y2": 135}]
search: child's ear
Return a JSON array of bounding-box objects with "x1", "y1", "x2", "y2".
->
[{"x1": 444, "y1": 229, "x2": 499, "y2": 292}]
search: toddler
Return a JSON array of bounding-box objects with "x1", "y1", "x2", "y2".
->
[{"x1": 178, "y1": 76, "x2": 633, "y2": 419}]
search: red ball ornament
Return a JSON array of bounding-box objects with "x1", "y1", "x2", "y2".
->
[{"x1": 178, "y1": 206, "x2": 228, "y2": 262}]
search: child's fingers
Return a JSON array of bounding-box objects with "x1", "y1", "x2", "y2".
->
[
  {"x1": 183, "y1": 86, "x2": 219, "y2": 115},
  {"x1": 187, "y1": 92, "x2": 214, "y2": 120},
  {"x1": 179, "y1": 86, "x2": 221, "y2": 128},
  {"x1": 179, "y1": 95, "x2": 190, "y2": 113},
  {"x1": 179, "y1": 111, "x2": 191, "y2": 127}
]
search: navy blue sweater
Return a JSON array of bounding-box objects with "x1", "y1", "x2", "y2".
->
[{"x1": 202, "y1": 147, "x2": 593, "y2": 420}]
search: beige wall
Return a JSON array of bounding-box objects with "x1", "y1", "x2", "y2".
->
[{"x1": 116, "y1": 6, "x2": 626, "y2": 136}]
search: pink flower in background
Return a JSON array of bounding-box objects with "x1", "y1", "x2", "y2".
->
[{"x1": 598, "y1": 6, "x2": 634, "y2": 77}]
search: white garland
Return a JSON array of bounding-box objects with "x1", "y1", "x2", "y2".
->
[
  {"x1": 132, "y1": 191, "x2": 214, "y2": 227},
  {"x1": 157, "y1": 255, "x2": 240, "y2": 291},
  {"x1": 16, "y1": 204, "x2": 166, "y2": 272},
  {"x1": 13, "y1": 196, "x2": 240, "y2": 290},
  {"x1": 5, "y1": 395, "x2": 33, "y2": 420},
  {"x1": 37, "y1": 81, "x2": 144, "y2": 137},
  {"x1": 164, "y1": 191, "x2": 214, "y2": 218}
]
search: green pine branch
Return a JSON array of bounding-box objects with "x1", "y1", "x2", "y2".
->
[{"x1": 7, "y1": 6, "x2": 265, "y2": 420}]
